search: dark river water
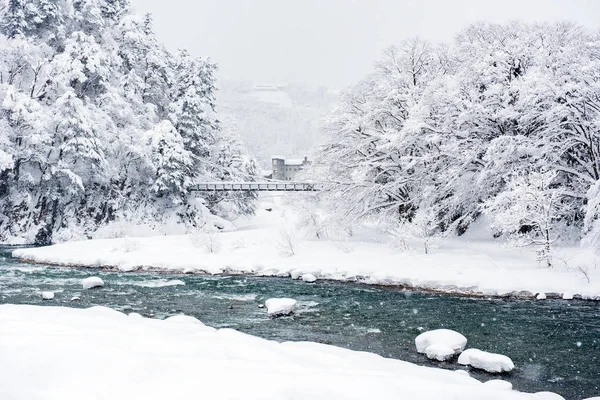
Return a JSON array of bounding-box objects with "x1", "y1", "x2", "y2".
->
[{"x1": 0, "y1": 245, "x2": 599, "y2": 399}]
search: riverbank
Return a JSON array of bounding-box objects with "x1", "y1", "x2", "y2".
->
[
  {"x1": 0, "y1": 304, "x2": 562, "y2": 400},
  {"x1": 9, "y1": 199, "x2": 600, "y2": 300}
]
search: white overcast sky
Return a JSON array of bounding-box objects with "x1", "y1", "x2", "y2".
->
[{"x1": 129, "y1": 0, "x2": 600, "y2": 88}]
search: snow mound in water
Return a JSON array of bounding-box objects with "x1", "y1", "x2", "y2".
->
[
  {"x1": 301, "y1": 274, "x2": 317, "y2": 283},
  {"x1": 82, "y1": 277, "x2": 104, "y2": 289},
  {"x1": 458, "y1": 349, "x2": 514, "y2": 373},
  {"x1": 415, "y1": 329, "x2": 467, "y2": 357},
  {"x1": 533, "y1": 392, "x2": 566, "y2": 400},
  {"x1": 424, "y1": 344, "x2": 456, "y2": 361},
  {"x1": 265, "y1": 298, "x2": 296, "y2": 316},
  {"x1": 41, "y1": 292, "x2": 54, "y2": 300},
  {"x1": 536, "y1": 293, "x2": 547, "y2": 300},
  {"x1": 484, "y1": 380, "x2": 513, "y2": 390}
]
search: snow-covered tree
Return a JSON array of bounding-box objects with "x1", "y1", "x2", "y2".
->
[
  {"x1": 484, "y1": 171, "x2": 566, "y2": 268},
  {"x1": 315, "y1": 21, "x2": 600, "y2": 253},
  {"x1": 0, "y1": 0, "x2": 257, "y2": 243}
]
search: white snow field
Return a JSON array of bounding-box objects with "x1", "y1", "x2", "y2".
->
[
  {"x1": 11, "y1": 201, "x2": 600, "y2": 299},
  {"x1": 82, "y1": 276, "x2": 104, "y2": 289},
  {"x1": 0, "y1": 304, "x2": 552, "y2": 400},
  {"x1": 458, "y1": 349, "x2": 515, "y2": 373},
  {"x1": 265, "y1": 297, "x2": 297, "y2": 316}
]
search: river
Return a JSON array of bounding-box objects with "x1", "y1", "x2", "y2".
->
[{"x1": 0, "y1": 245, "x2": 598, "y2": 399}]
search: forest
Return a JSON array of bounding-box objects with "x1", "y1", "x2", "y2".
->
[
  {"x1": 315, "y1": 22, "x2": 600, "y2": 265},
  {"x1": 0, "y1": 0, "x2": 257, "y2": 244}
]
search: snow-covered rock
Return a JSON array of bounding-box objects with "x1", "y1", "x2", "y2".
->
[
  {"x1": 70, "y1": 296, "x2": 80, "y2": 302},
  {"x1": 562, "y1": 292, "x2": 574, "y2": 300},
  {"x1": 424, "y1": 344, "x2": 456, "y2": 361},
  {"x1": 82, "y1": 277, "x2": 104, "y2": 289},
  {"x1": 265, "y1": 298, "x2": 297, "y2": 317},
  {"x1": 458, "y1": 349, "x2": 515, "y2": 373},
  {"x1": 536, "y1": 293, "x2": 547, "y2": 300},
  {"x1": 533, "y1": 392, "x2": 566, "y2": 400},
  {"x1": 484, "y1": 380, "x2": 513, "y2": 390},
  {"x1": 301, "y1": 273, "x2": 317, "y2": 283},
  {"x1": 415, "y1": 329, "x2": 467, "y2": 357},
  {"x1": 41, "y1": 292, "x2": 54, "y2": 300}
]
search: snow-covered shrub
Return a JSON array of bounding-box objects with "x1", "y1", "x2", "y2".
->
[
  {"x1": 191, "y1": 227, "x2": 222, "y2": 254},
  {"x1": 121, "y1": 237, "x2": 140, "y2": 253},
  {"x1": 277, "y1": 229, "x2": 296, "y2": 257},
  {"x1": 390, "y1": 208, "x2": 442, "y2": 254},
  {"x1": 484, "y1": 171, "x2": 564, "y2": 268}
]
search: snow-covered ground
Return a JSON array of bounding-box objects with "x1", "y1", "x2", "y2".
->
[
  {"x1": 11, "y1": 197, "x2": 600, "y2": 299},
  {"x1": 0, "y1": 304, "x2": 558, "y2": 400}
]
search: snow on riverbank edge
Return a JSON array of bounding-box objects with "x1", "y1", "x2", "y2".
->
[
  {"x1": 11, "y1": 231, "x2": 600, "y2": 300},
  {"x1": 0, "y1": 304, "x2": 551, "y2": 400}
]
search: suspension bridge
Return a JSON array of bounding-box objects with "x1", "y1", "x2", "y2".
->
[{"x1": 189, "y1": 182, "x2": 320, "y2": 192}]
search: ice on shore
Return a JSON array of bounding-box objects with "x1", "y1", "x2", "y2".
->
[
  {"x1": 415, "y1": 329, "x2": 467, "y2": 360},
  {"x1": 265, "y1": 298, "x2": 297, "y2": 317},
  {"x1": 458, "y1": 349, "x2": 515, "y2": 373},
  {"x1": 82, "y1": 277, "x2": 104, "y2": 289}
]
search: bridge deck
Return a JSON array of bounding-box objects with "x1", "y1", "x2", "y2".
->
[{"x1": 190, "y1": 182, "x2": 319, "y2": 192}]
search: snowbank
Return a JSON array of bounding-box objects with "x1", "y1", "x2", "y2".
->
[
  {"x1": 0, "y1": 304, "x2": 549, "y2": 400},
  {"x1": 265, "y1": 298, "x2": 297, "y2": 316},
  {"x1": 82, "y1": 276, "x2": 104, "y2": 289},
  {"x1": 416, "y1": 329, "x2": 467, "y2": 357},
  {"x1": 485, "y1": 380, "x2": 513, "y2": 390},
  {"x1": 458, "y1": 349, "x2": 515, "y2": 373},
  {"x1": 11, "y1": 204, "x2": 600, "y2": 299},
  {"x1": 533, "y1": 393, "x2": 566, "y2": 400}
]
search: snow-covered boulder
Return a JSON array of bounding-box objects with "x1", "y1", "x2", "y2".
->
[
  {"x1": 265, "y1": 298, "x2": 297, "y2": 317},
  {"x1": 536, "y1": 293, "x2": 547, "y2": 300},
  {"x1": 424, "y1": 344, "x2": 456, "y2": 361},
  {"x1": 533, "y1": 392, "x2": 566, "y2": 400},
  {"x1": 301, "y1": 273, "x2": 317, "y2": 283},
  {"x1": 415, "y1": 329, "x2": 467, "y2": 358},
  {"x1": 483, "y1": 380, "x2": 513, "y2": 390},
  {"x1": 458, "y1": 348, "x2": 514, "y2": 373},
  {"x1": 562, "y1": 292, "x2": 574, "y2": 300},
  {"x1": 82, "y1": 277, "x2": 104, "y2": 290},
  {"x1": 70, "y1": 296, "x2": 80, "y2": 302},
  {"x1": 41, "y1": 292, "x2": 54, "y2": 300}
]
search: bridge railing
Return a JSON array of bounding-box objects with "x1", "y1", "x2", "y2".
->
[{"x1": 190, "y1": 182, "x2": 320, "y2": 192}]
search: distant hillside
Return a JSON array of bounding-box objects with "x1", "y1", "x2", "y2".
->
[{"x1": 218, "y1": 81, "x2": 337, "y2": 168}]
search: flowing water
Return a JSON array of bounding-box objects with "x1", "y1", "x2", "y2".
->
[{"x1": 0, "y1": 245, "x2": 599, "y2": 399}]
